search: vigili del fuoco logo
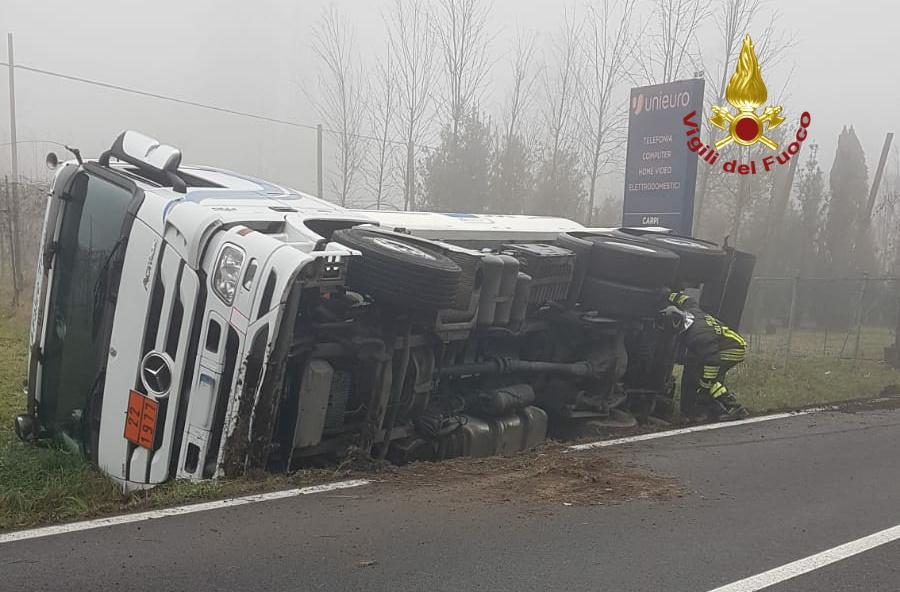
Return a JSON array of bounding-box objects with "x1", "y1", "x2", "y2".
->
[{"x1": 683, "y1": 34, "x2": 811, "y2": 175}]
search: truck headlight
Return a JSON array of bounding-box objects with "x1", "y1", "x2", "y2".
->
[{"x1": 213, "y1": 245, "x2": 245, "y2": 305}]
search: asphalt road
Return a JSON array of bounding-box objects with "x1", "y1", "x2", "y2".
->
[{"x1": 4, "y1": 407, "x2": 900, "y2": 592}]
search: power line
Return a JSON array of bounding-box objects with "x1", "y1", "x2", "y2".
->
[
  {"x1": 0, "y1": 61, "x2": 433, "y2": 149},
  {"x1": 0, "y1": 139, "x2": 68, "y2": 148}
]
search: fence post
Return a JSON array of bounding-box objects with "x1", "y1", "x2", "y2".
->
[
  {"x1": 852, "y1": 273, "x2": 870, "y2": 365},
  {"x1": 783, "y1": 275, "x2": 799, "y2": 372}
]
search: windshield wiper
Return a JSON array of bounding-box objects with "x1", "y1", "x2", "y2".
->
[{"x1": 92, "y1": 236, "x2": 127, "y2": 333}]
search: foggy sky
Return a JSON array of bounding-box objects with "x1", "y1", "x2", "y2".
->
[{"x1": 1, "y1": 0, "x2": 896, "y2": 213}]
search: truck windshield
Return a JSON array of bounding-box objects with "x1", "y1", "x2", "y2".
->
[{"x1": 39, "y1": 170, "x2": 134, "y2": 444}]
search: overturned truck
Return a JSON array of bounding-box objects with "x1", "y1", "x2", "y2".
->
[{"x1": 15, "y1": 131, "x2": 753, "y2": 490}]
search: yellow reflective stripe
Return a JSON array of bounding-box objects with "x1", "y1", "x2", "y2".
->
[
  {"x1": 710, "y1": 383, "x2": 728, "y2": 398},
  {"x1": 668, "y1": 292, "x2": 689, "y2": 306},
  {"x1": 723, "y1": 328, "x2": 747, "y2": 347},
  {"x1": 703, "y1": 366, "x2": 719, "y2": 378}
]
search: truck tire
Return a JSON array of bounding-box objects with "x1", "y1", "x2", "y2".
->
[
  {"x1": 586, "y1": 236, "x2": 680, "y2": 288},
  {"x1": 643, "y1": 235, "x2": 727, "y2": 285},
  {"x1": 579, "y1": 277, "x2": 666, "y2": 318},
  {"x1": 332, "y1": 228, "x2": 462, "y2": 310},
  {"x1": 555, "y1": 232, "x2": 602, "y2": 302}
]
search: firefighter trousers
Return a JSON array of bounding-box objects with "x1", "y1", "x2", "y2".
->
[{"x1": 679, "y1": 315, "x2": 747, "y2": 418}]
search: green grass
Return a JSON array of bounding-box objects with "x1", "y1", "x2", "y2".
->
[
  {"x1": 728, "y1": 328, "x2": 900, "y2": 411},
  {"x1": 2, "y1": 312, "x2": 900, "y2": 531},
  {"x1": 730, "y1": 357, "x2": 900, "y2": 411}
]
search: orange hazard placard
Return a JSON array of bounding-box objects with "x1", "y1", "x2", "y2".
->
[{"x1": 124, "y1": 390, "x2": 158, "y2": 449}]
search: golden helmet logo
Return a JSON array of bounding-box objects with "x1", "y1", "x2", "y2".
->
[
  {"x1": 710, "y1": 35, "x2": 785, "y2": 150},
  {"x1": 683, "y1": 34, "x2": 811, "y2": 175}
]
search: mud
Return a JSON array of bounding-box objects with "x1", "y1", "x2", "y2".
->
[
  {"x1": 364, "y1": 442, "x2": 682, "y2": 507},
  {"x1": 816, "y1": 390, "x2": 900, "y2": 414}
]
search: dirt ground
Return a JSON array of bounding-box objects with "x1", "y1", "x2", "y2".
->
[
  {"x1": 364, "y1": 442, "x2": 683, "y2": 507},
  {"x1": 800, "y1": 389, "x2": 900, "y2": 414}
]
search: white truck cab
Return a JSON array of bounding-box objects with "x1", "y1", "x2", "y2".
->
[
  {"x1": 17, "y1": 131, "x2": 752, "y2": 490},
  {"x1": 21, "y1": 132, "x2": 371, "y2": 488}
]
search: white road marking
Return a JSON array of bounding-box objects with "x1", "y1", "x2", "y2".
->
[
  {"x1": 568, "y1": 410, "x2": 818, "y2": 451},
  {"x1": 705, "y1": 523, "x2": 900, "y2": 592},
  {"x1": 0, "y1": 479, "x2": 370, "y2": 545}
]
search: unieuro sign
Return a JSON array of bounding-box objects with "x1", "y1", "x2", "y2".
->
[{"x1": 623, "y1": 77, "x2": 705, "y2": 235}]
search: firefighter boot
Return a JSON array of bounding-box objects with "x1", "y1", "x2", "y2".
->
[{"x1": 714, "y1": 391, "x2": 750, "y2": 421}]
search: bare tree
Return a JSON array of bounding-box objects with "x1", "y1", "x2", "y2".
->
[
  {"x1": 365, "y1": 52, "x2": 398, "y2": 210},
  {"x1": 310, "y1": 6, "x2": 367, "y2": 207},
  {"x1": 502, "y1": 30, "x2": 538, "y2": 150},
  {"x1": 489, "y1": 30, "x2": 538, "y2": 214},
  {"x1": 579, "y1": 0, "x2": 636, "y2": 225},
  {"x1": 434, "y1": 0, "x2": 494, "y2": 139},
  {"x1": 542, "y1": 11, "x2": 582, "y2": 159},
  {"x1": 635, "y1": 0, "x2": 709, "y2": 85},
  {"x1": 534, "y1": 9, "x2": 585, "y2": 219},
  {"x1": 387, "y1": 0, "x2": 437, "y2": 211}
]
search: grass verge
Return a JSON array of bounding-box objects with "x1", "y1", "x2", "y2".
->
[{"x1": 730, "y1": 357, "x2": 900, "y2": 411}]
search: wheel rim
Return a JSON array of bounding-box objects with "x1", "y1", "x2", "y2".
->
[
  {"x1": 372, "y1": 237, "x2": 437, "y2": 260},
  {"x1": 654, "y1": 236, "x2": 716, "y2": 250},
  {"x1": 602, "y1": 240, "x2": 660, "y2": 254}
]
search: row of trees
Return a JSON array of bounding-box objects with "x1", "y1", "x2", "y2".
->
[
  {"x1": 311, "y1": 0, "x2": 784, "y2": 221},
  {"x1": 311, "y1": 0, "x2": 890, "y2": 274}
]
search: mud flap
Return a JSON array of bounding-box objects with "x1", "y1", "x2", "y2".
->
[{"x1": 699, "y1": 247, "x2": 756, "y2": 330}]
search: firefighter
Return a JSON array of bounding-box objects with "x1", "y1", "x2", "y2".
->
[{"x1": 665, "y1": 290, "x2": 749, "y2": 421}]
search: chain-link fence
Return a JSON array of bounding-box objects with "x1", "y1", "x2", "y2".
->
[{"x1": 740, "y1": 276, "x2": 900, "y2": 369}]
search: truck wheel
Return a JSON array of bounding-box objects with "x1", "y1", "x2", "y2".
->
[
  {"x1": 556, "y1": 232, "x2": 603, "y2": 302},
  {"x1": 579, "y1": 277, "x2": 666, "y2": 318},
  {"x1": 643, "y1": 235, "x2": 726, "y2": 285},
  {"x1": 585, "y1": 236, "x2": 679, "y2": 288},
  {"x1": 332, "y1": 228, "x2": 462, "y2": 310}
]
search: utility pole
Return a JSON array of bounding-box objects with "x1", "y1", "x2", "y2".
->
[
  {"x1": 7, "y1": 34, "x2": 18, "y2": 190},
  {"x1": 852, "y1": 132, "x2": 893, "y2": 268},
  {"x1": 863, "y1": 132, "x2": 894, "y2": 227},
  {"x1": 7, "y1": 33, "x2": 22, "y2": 305},
  {"x1": 316, "y1": 124, "x2": 324, "y2": 199}
]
